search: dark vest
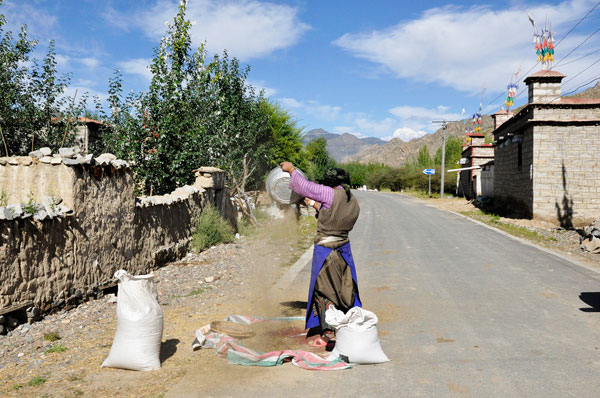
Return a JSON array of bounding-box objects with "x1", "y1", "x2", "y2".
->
[{"x1": 315, "y1": 188, "x2": 360, "y2": 243}]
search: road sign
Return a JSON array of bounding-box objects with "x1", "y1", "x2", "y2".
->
[{"x1": 423, "y1": 169, "x2": 435, "y2": 175}]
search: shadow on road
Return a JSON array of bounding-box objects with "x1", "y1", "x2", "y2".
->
[
  {"x1": 160, "y1": 338, "x2": 180, "y2": 363},
  {"x1": 279, "y1": 300, "x2": 307, "y2": 317},
  {"x1": 579, "y1": 292, "x2": 600, "y2": 312},
  {"x1": 280, "y1": 300, "x2": 307, "y2": 309}
]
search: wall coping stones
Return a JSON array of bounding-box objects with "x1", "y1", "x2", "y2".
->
[
  {"x1": 136, "y1": 185, "x2": 201, "y2": 208},
  {"x1": 1, "y1": 150, "x2": 129, "y2": 169},
  {"x1": 0, "y1": 196, "x2": 73, "y2": 221}
]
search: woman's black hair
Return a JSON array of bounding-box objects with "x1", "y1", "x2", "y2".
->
[{"x1": 323, "y1": 168, "x2": 351, "y2": 202}]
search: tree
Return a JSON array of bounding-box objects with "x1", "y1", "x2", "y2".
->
[
  {"x1": 260, "y1": 99, "x2": 306, "y2": 170},
  {"x1": 0, "y1": 1, "x2": 79, "y2": 156},
  {"x1": 101, "y1": 1, "x2": 272, "y2": 195},
  {"x1": 304, "y1": 137, "x2": 336, "y2": 182},
  {"x1": 416, "y1": 144, "x2": 432, "y2": 168},
  {"x1": 434, "y1": 136, "x2": 463, "y2": 167}
]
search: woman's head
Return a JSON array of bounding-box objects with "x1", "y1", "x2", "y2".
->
[
  {"x1": 323, "y1": 168, "x2": 352, "y2": 202},
  {"x1": 322, "y1": 168, "x2": 350, "y2": 188}
]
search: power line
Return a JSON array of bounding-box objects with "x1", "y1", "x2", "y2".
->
[
  {"x1": 482, "y1": 1, "x2": 600, "y2": 111},
  {"x1": 563, "y1": 57, "x2": 600, "y2": 85},
  {"x1": 553, "y1": 0, "x2": 600, "y2": 48},
  {"x1": 563, "y1": 75, "x2": 600, "y2": 95},
  {"x1": 559, "y1": 47, "x2": 600, "y2": 66},
  {"x1": 553, "y1": 25, "x2": 600, "y2": 68}
]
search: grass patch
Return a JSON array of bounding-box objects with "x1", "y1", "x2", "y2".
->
[
  {"x1": 43, "y1": 331, "x2": 61, "y2": 342},
  {"x1": 401, "y1": 189, "x2": 455, "y2": 199},
  {"x1": 13, "y1": 383, "x2": 24, "y2": 390},
  {"x1": 184, "y1": 287, "x2": 208, "y2": 297},
  {"x1": 237, "y1": 218, "x2": 255, "y2": 236},
  {"x1": 459, "y1": 210, "x2": 557, "y2": 243},
  {"x1": 238, "y1": 207, "x2": 271, "y2": 236},
  {"x1": 22, "y1": 190, "x2": 37, "y2": 215},
  {"x1": 193, "y1": 205, "x2": 235, "y2": 251},
  {"x1": 45, "y1": 343, "x2": 67, "y2": 353},
  {"x1": 67, "y1": 373, "x2": 84, "y2": 382},
  {"x1": 28, "y1": 375, "x2": 47, "y2": 386}
]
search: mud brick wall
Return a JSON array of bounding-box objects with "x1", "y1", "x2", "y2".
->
[{"x1": 0, "y1": 160, "x2": 235, "y2": 315}]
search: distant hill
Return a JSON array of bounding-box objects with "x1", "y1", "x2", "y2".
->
[
  {"x1": 306, "y1": 82, "x2": 600, "y2": 168},
  {"x1": 567, "y1": 81, "x2": 600, "y2": 99},
  {"x1": 302, "y1": 128, "x2": 385, "y2": 162},
  {"x1": 348, "y1": 115, "x2": 494, "y2": 167}
]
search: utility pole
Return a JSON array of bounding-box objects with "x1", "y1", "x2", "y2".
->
[{"x1": 432, "y1": 120, "x2": 455, "y2": 199}]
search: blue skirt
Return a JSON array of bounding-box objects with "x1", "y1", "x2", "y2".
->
[{"x1": 305, "y1": 241, "x2": 362, "y2": 329}]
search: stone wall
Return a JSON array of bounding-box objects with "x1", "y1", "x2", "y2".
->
[
  {"x1": 0, "y1": 156, "x2": 235, "y2": 319},
  {"x1": 481, "y1": 162, "x2": 494, "y2": 198},
  {"x1": 532, "y1": 124, "x2": 600, "y2": 225},
  {"x1": 458, "y1": 145, "x2": 494, "y2": 199},
  {"x1": 493, "y1": 124, "x2": 535, "y2": 218}
]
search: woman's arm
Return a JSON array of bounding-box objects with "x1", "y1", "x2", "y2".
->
[{"x1": 280, "y1": 162, "x2": 334, "y2": 209}]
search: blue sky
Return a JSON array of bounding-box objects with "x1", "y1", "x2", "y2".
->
[{"x1": 3, "y1": 0, "x2": 600, "y2": 141}]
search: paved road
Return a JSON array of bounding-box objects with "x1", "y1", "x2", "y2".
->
[{"x1": 169, "y1": 191, "x2": 600, "y2": 397}]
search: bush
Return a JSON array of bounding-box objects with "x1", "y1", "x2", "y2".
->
[{"x1": 193, "y1": 205, "x2": 235, "y2": 251}]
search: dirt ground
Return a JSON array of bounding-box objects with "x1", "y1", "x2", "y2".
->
[
  {"x1": 408, "y1": 194, "x2": 600, "y2": 269},
  {"x1": 0, "y1": 208, "x2": 314, "y2": 398}
]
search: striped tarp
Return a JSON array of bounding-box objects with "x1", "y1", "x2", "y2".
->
[{"x1": 193, "y1": 315, "x2": 351, "y2": 371}]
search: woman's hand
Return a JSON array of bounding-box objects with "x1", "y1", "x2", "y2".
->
[
  {"x1": 280, "y1": 161, "x2": 295, "y2": 174},
  {"x1": 304, "y1": 197, "x2": 320, "y2": 209}
]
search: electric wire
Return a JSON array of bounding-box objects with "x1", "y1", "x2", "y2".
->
[
  {"x1": 553, "y1": 0, "x2": 600, "y2": 48},
  {"x1": 558, "y1": 47, "x2": 600, "y2": 66},
  {"x1": 553, "y1": 25, "x2": 600, "y2": 68},
  {"x1": 480, "y1": 1, "x2": 600, "y2": 112}
]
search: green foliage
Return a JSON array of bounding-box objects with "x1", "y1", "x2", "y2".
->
[
  {"x1": 27, "y1": 376, "x2": 47, "y2": 386},
  {"x1": 460, "y1": 210, "x2": 558, "y2": 243},
  {"x1": 184, "y1": 288, "x2": 207, "y2": 297},
  {"x1": 261, "y1": 100, "x2": 306, "y2": 170},
  {"x1": 303, "y1": 137, "x2": 336, "y2": 181},
  {"x1": 45, "y1": 343, "x2": 67, "y2": 353},
  {"x1": 416, "y1": 144, "x2": 432, "y2": 168},
  {"x1": 43, "y1": 331, "x2": 61, "y2": 342},
  {"x1": 193, "y1": 205, "x2": 235, "y2": 251},
  {"x1": 341, "y1": 162, "x2": 390, "y2": 188},
  {"x1": 100, "y1": 2, "x2": 272, "y2": 195},
  {"x1": 0, "y1": 188, "x2": 6, "y2": 206},
  {"x1": 22, "y1": 190, "x2": 36, "y2": 214},
  {"x1": 0, "y1": 3, "x2": 87, "y2": 155},
  {"x1": 343, "y1": 137, "x2": 465, "y2": 194}
]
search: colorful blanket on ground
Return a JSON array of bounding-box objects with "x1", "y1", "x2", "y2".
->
[{"x1": 192, "y1": 315, "x2": 351, "y2": 371}]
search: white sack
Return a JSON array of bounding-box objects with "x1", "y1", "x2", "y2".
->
[
  {"x1": 326, "y1": 306, "x2": 389, "y2": 364},
  {"x1": 102, "y1": 270, "x2": 163, "y2": 371}
]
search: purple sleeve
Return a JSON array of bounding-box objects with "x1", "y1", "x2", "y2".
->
[{"x1": 289, "y1": 171, "x2": 335, "y2": 209}]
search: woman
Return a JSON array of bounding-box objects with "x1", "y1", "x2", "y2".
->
[{"x1": 280, "y1": 162, "x2": 362, "y2": 346}]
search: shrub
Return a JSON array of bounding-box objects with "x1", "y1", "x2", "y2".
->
[
  {"x1": 45, "y1": 343, "x2": 67, "y2": 353},
  {"x1": 27, "y1": 376, "x2": 47, "y2": 386},
  {"x1": 193, "y1": 205, "x2": 235, "y2": 251},
  {"x1": 43, "y1": 331, "x2": 61, "y2": 342}
]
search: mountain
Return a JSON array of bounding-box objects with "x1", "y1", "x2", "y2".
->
[
  {"x1": 338, "y1": 82, "x2": 600, "y2": 168},
  {"x1": 302, "y1": 128, "x2": 385, "y2": 162},
  {"x1": 567, "y1": 81, "x2": 600, "y2": 99},
  {"x1": 303, "y1": 128, "x2": 338, "y2": 142},
  {"x1": 349, "y1": 115, "x2": 494, "y2": 167}
]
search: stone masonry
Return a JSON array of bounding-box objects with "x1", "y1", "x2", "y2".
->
[
  {"x1": 458, "y1": 133, "x2": 494, "y2": 199},
  {"x1": 492, "y1": 70, "x2": 600, "y2": 225}
]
